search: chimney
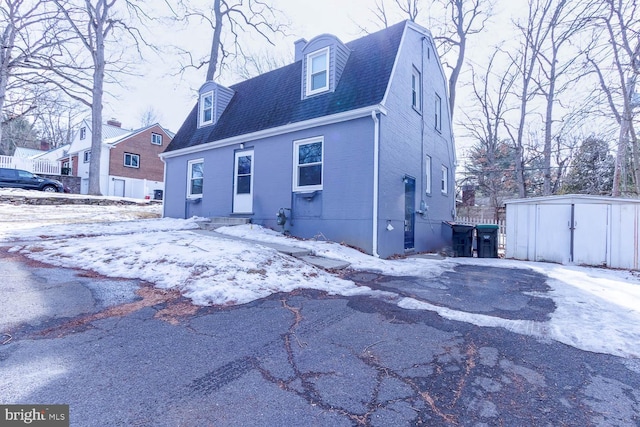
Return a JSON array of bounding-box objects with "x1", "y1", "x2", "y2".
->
[
  {"x1": 294, "y1": 38, "x2": 307, "y2": 62},
  {"x1": 107, "y1": 118, "x2": 121, "y2": 128},
  {"x1": 462, "y1": 185, "x2": 476, "y2": 207},
  {"x1": 40, "y1": 140, "x2": 50, "y2": 151}
]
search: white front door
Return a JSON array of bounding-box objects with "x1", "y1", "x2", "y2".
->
[{"x1": 233, "y1": 150, "x2": 253, "y2": 213}]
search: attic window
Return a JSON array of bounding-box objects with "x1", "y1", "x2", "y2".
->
[
  {"x1": 80, "y1": 127, "x2": 86, "y2": 140},
  {"x1": 306, "y1": 47, "x2": 329, "y2": 96},
  {"x1": 199, "y1": 91, "x2": 214, "y2": 126},
  {"x1": 151, "y1": 133, "x2": 162, "y2": 145}
]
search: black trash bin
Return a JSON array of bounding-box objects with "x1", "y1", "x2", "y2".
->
[
  {"x1": 476, "y1": 224, "x2": 499, "y2": 258},
  {"x1": 445, "y1": 222, "x2": 474, "y2": 257},
  {"x1": 153, "y1": 189, "x2": 164, "y2": 200}
]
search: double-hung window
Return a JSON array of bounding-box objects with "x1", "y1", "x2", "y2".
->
[
  {"x1": 441, "y1": 165, "x2": 448, "y2": 195},
  {"x1": 83, "y1": 150, "x2": 91, "y2": 163},
  {"x1": 124, "y1": 152, "x2": 140, "y2": 168},
  {"x1": 425, "y1": 155, "x2": 432, "y2": 195},
  {"x1": 412, "y1": 67, "x2": 421, "y2": 111},
  {"x1": 187, "y1": 159, "x2": 204, "y2": 198},
  {"x1": 306, "y1": 47, "x2": 329, "y2": 96},
  {"x1": 435, "y1": 94, "x2": 442, "y2": 131},
  {"x1": 151, "y1": 133, "x2": 162, "y2": 145},
  {"x1": 293, "y1": 137, "x2": 323, "y2": 191},
  {"x1": 200, "y1": 91, "x2": 214, "y2": 126}
]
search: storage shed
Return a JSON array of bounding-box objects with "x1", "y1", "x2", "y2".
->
[{"x1": 505, "y1": 195, "x2": 640, "y2": 270}]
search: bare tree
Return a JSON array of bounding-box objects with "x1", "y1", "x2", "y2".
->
[
  {"x1": 168, "y1": 0, "x2": 287, "y2": 82},
  {"x1": 41, "y1": 0, "x2": 146, "y2": 195},
  {"x1": 32, "y1": 92, "x2": 84, "y2": 148},
  {"x1": 0, "y1": 0, "x2": 64, "y2": 148},
  {"x1": 431, "y1": 0, "x2": 493, "y2": 117},
  {"x1": 462, "y1": 50, "x2": 518, "y2": 217},
  {"x1": 503, "y1": 0, "x2": 555, "y2": 198},
  {"x1": 362, "y1": 0, "x2": 491, "y2": 119},
  {"x1": 234, "y1": 50, "x2": 292, "y2": 81},
  {"x1": 529, "y1": 0, "x2": 596, "y2": 195},
  {"x1": 138, "y1": 106, "x2": 160, "y2": 127},
  {"x1": 586, "y1": 0, "x2": 639, "y2": 196}
]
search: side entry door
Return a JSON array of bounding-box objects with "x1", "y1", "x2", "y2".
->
[{"x1": 233, "y1": 150, "x2": 253, "y2": 214}]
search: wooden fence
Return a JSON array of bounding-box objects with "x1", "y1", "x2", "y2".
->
[
  {"x1": 454, "y1": 216, "x2": 507, "y2": 250},
  {"x1": 0, "y1": 155, "x2": 61, "y2": 175}
]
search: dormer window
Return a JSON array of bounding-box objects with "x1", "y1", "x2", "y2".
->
[
  {"x1": 306, "y1": 47, "x2": 329, "y2": 96},
  {"x1": 200, "y1": 91, "x2": 214, "y2": 126}
]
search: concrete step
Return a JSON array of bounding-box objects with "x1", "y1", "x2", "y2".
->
[
  {"x1": 296, "y1": 255, "x2": 350, "y2": 270},
  {"x1": 197, "y1": 217, "x2": 251, "y2": 230}
]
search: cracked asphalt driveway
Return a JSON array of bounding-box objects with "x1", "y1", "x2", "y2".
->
[{"x1": 1, "y1": 248, "x2": 639, "y2": 426}]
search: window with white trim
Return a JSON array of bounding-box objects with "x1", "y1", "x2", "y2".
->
[
  {"x1": 435, "y1": 93, "x2": 442, "y2": 131},
  {"x1": 412, "y1": 67, "x2": 421, "y2": 111},
  {"x1": 306, "y1": 47, "x2": 329, "y2": 96},
  {"x1": 293, "y1": 137, "x2": 323, "y2": 191},
  {"x1": 80, "y1": 127, "x2": 86, "y2": 140},
  {"x1": 151, "y1": 133, "x2": 162, "y2": 145},
  {"x1": 187, "y1": 159, "x2": 204, "y2": 198},
  {"x1": 83, "y1": 150, "x2": 91, "y2": 163},
  {"x1": 124, "y1": 152, "x2": 140, "y2": 168},
  {"x1": 441, "y1": 165, "x2": 448, "y2": 194},
  {"x1": 425, "y1": 155, "x2": 432, "y2": 195},
  {"x1": 199, "y1": 91, "x2": 214, "y2": 126}
]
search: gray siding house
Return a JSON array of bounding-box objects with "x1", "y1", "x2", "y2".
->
[{"x1": 161, "y1": 21, "x2": 456, "y2": 258}]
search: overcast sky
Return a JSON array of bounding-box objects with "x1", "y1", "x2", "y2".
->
[{"x1": 106, "y1": 0, "x2": 527, "y2": 135}]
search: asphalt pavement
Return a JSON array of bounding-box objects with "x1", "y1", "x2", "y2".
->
[{"x1": 1, "y1": 246, "x2": 639, "y2": 426}]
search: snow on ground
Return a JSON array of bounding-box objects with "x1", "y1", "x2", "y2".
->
[{"x1": 1, "y1": 193, "x2": 639, "y2": 359}]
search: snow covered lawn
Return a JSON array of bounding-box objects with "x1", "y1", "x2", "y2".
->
[{"x1": 1, "y1": 191, "x2": 639, "y2": 360}]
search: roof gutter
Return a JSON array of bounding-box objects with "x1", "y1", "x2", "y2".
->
[{"x1": 159, "y1": 104, "x2": 388, "y2": 160}]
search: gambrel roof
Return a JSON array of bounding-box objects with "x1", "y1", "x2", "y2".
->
[{"x1": 164, "y1": 21, "x2": 406, "y2": 153}]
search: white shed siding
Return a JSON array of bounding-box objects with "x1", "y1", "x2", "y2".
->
[{"x1": 505, "y1": 195, "x2": 640, "y2": 270}]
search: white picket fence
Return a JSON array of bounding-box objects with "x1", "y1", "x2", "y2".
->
[
  {"x1": 455, "y1": 216, "x2": 506, "y2": 250},
  {"x1": 0, "y1": 155, "x2": 61, "y2": 175}
]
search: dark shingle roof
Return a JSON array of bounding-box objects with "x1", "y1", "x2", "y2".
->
[{"x1": 165, "y1": 21, "x2": 406, "y2": 153}]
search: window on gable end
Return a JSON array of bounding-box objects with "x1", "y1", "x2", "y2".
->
[
  {"x1": 412, "y1": 67, "x2": 421, "y2": 111},
  {"x1": 151, "y1": 133, "x2": 162, "y2": 145},
  {"x1": 435, "y1": 94, "x2": 442, "y2": 131},
  {"x1": 199, "y1": 91, "x2": 214, "y2": 126},
  {"x1": 80, "y1": 127, "x2": 86, "y2": 140},
  {"x1": 441, "y1": 165, "x2": 448, "y2": 194},
  {"x1": 306, "y1": 47, "x2": 329, "y2": 96},
  {"x1": 425, "y1": 155, "x2": 432, "y2": 195}
]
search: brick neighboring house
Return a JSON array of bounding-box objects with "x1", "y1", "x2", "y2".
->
[{"x1": 61, "y1": 118, "x2": 174, "y2": 198}]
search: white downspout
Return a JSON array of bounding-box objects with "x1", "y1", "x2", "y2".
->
[{"x1": 372, "y1": 110, "x2": 380, "y2": 258}]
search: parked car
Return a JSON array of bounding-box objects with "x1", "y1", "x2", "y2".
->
[{"x1": 0, "y1": 168, "x2": 65, "y2": 193}]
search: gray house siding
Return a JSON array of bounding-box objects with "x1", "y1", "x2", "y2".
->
[
  {"x1": 163, "y1": 117, "x2": 376, "y2": 252},
  {"x1": 376, "y1": 26, "x2": 455, "y2": 257},
  {"x1": 162, "y1": 21, "x2": 455, "y2": 258}
]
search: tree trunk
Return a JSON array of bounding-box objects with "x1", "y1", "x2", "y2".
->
[
  {"x1": 88, "y1": 1, "x2": 107, "y2": 196},
  {"x1": 205, "y1": 0, "x2": 223, "y2": 81},
  {"x1": 612, "y1": 119, "x2": 629, "y2": 196},
  {"x1": 542, "y1": 67, "x2": 556, "y2": 196}
]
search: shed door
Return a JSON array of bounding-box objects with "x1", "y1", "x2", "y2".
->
[
  {"x1": 535, "y1": 204, "x2": 571, "y2": 264},
  {"x1": 573, "y1": 203, "x2": 609, "y2": 266},
  {"x1": 233, "y1": 150, "x2": 253, "y2": 213}
]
